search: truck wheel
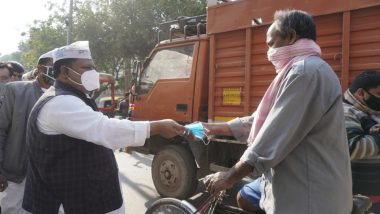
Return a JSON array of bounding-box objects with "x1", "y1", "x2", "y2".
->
[{"x1": 152, "y1": 144, "x2": 198, "y2": 199}]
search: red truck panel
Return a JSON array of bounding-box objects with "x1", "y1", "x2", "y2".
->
[{"x1": 209, "y1": 3, "x2": 380, "y2": 122}]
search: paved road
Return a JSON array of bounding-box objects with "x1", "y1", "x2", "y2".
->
[
  {"x1": 0, "y1": 151, "x2": 158, "y2": 213},
  {"x1": 0, "y1": 151, "x2": 241, "y2": 213},
  {"x1": 117, "y1": 151, "x2": 247, "y2": 214},
  {"x1": 117, "y1": 151, "x2": 214, "y2": 214},
  {"x1": 116, "y1": 151, "x2": 160, "y2": 213}
]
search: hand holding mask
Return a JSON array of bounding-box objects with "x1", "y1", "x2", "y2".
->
[{"x1": 185, "y1": 122, "x2": 210, "y2": 145}]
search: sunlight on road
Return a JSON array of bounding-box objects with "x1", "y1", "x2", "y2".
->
[{"x1": 115, "y1": 151, "x2": 159, "y2": 213}]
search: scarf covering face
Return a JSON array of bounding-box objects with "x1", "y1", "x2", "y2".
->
[
  {"x1": 344, "y1": 89, "x2": 380, "y2": 131},
  {"x1": 343, "y1": 89, "x2": 380, "y2": 115},
  {"x1": 247, "y1": 39, "x2": 322, "y2": 145}
]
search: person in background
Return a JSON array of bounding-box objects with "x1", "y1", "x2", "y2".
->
[
  {"x1": 343, "y1": 70, "x2": 380, "y2": 213},
  {"x1": 22, "y1": 41, "x2": 185, "y2": 214},
  {"x1": 118, "y1": 92, "x2": 130, "y2": 152},
  {"x1": 0, "y1": 50, "x2": 55, "y2": 213},
  {"x1": 204, "y1": 9, "x2": 352, "y2": 214},
  {"x1": 0, "y1": 62, "x2": 12, "y2": 93},
  {"x1": 8, "y1": 61, "x2": 25, "y2": 82},
  {"x1": 119, "y1": 92, "x2": 130, "y2": 119},
  {"x1": 22, "y1": 69, "x2": 38, "y2": 81}
]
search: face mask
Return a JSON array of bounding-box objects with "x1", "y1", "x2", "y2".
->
[
  {"x1": 364, "y1": 90, "x2": 380, "y2": 111},
  {"x1": 65, "y1": 66, "x2": 100, "y2": 91},
  {"x1": 41, "y1": 65, "x2": 55, "y2": 85},
  {"x1": 185, "y1": 122, "x2": 207, "y2": 140}
]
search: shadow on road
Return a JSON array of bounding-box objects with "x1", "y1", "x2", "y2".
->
[
  {"x1": 129, "y1": 151, "x2": 153, "y2": 168},
  {"x1": 117, "y1": 151, "x2": 252, "y2": 212}
]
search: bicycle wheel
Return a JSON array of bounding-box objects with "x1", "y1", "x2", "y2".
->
[
  {"x1": 145, "y1": 198, "x2": 197, "y2": 214},
  {"x1": 216, "y1": 204, "x2": 266, "y2": 214}
]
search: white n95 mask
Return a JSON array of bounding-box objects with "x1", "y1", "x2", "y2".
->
[
  {"x1": 66, "y1": 67, "x2": 100, "y2": 91},
  {"x1": 80, "y1": 70, "x2": 100, "y2": 91}
]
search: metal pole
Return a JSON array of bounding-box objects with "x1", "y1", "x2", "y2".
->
[{"x1": 67, "y1": 0, "x2": 73, "y2": 44}]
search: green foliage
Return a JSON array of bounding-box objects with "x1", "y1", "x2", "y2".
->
[
  {"x1": 8, "y1": 0, "x2": 207, "y2": 88},
  {"x1": 16, "y1": 2, "x2": 68, "y2": 70},
  {"x1": 0, "y1": 52, "x2": 22, "y2": 64}
]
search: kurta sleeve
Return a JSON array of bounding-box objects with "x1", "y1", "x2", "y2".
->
[
  {"x1": 240, "y1": 66, "x2": 327, "y2": 174},
  {"x1": 0, "y1": 85, "x2": 15, "y2": 163},
  {"x1": 37, "y1": 95, "x2": 150, "y2": 150}
]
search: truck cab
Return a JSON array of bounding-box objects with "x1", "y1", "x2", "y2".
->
[
  {"x1": 133, "y1": 36, "x2": 209, "y2": 124},
  {"x1": 129, "y1": 16, "x2": 216, "y2": 199}
]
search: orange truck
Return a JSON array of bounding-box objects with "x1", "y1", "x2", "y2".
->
[{"x1": 128, "y1": 0, "x2": 380, "y2": 199}]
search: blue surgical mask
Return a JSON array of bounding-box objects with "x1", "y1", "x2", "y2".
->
[{"x1": 185, "y1": 122, "x2": 206, "y2": 140}]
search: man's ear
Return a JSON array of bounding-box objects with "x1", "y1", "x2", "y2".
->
[
  {"x1": 56, "y1": 65, "x2": 68, "y2": 80},
  {"x1": 288, "y1": 29, "x2": 298, "y2": 45},
  {"x1": 36, "y1": 64, "x2": 43, "y2": 74},
  {"x1": 354, "y1": 88, "x2": 367, "y2": 102},
  {"x1": 61, "y1": 66, "x2": 69, "y2": 76}
]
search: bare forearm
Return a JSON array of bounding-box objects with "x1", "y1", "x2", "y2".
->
[
  {"x1": 226, "y1": 161, "x2": 254, "y2": 185},
  {"x1": 202, "y1": 122, "x2": 233, "y2": 136},
  {"x1": 205, "y1": 160, "x2": 254, "y2": 195},
  {"x1": 149, "y1": 120, "x2": 162, "y2": 136},
  {"x1": 99, "y1": 73, "x2": 115, "y2": 84}
]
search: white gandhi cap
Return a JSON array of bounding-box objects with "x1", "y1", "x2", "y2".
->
[
  {"x1": 37, "y1": 50, "x2": 54, "y2": 64},
  {"x1": 53, "y1": 41, "x2": 92, "y2": 63}
]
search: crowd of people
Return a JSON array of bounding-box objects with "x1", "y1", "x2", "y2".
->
[{"x1": 0, "y1": 8, "x2": 378, "y2": 214}]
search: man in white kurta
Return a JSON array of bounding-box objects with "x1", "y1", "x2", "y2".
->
[
  {"x1": 22, "y1": 41, "x2": 185, "y2": 214},
  {"x1": 35, "y1": 86, "x2": 149, "y2": 214}
]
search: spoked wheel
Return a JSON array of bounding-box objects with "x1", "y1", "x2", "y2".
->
[{"x1": 145, "y1": 198, "x2": 197, "y2": 214}]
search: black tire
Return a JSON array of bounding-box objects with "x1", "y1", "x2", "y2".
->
[
  {"x1": 152, "y1": 144, "x2": 198, "y2": 199},
  {"x1": 145, "y1": 198, "x2": 196, "y2": 214}
]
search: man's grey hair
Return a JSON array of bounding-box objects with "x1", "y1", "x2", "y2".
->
[{"x1": 274, "y1": 9, "x2": 317, "y2": 41}]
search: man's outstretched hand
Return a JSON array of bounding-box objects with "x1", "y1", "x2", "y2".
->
[{"x1": 150, "y1": 119, "x2": 186, "y2": 139}]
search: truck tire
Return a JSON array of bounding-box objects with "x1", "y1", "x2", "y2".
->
[{"x1": 152, "y1": 144, "x2": 198, "y2": 199}]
